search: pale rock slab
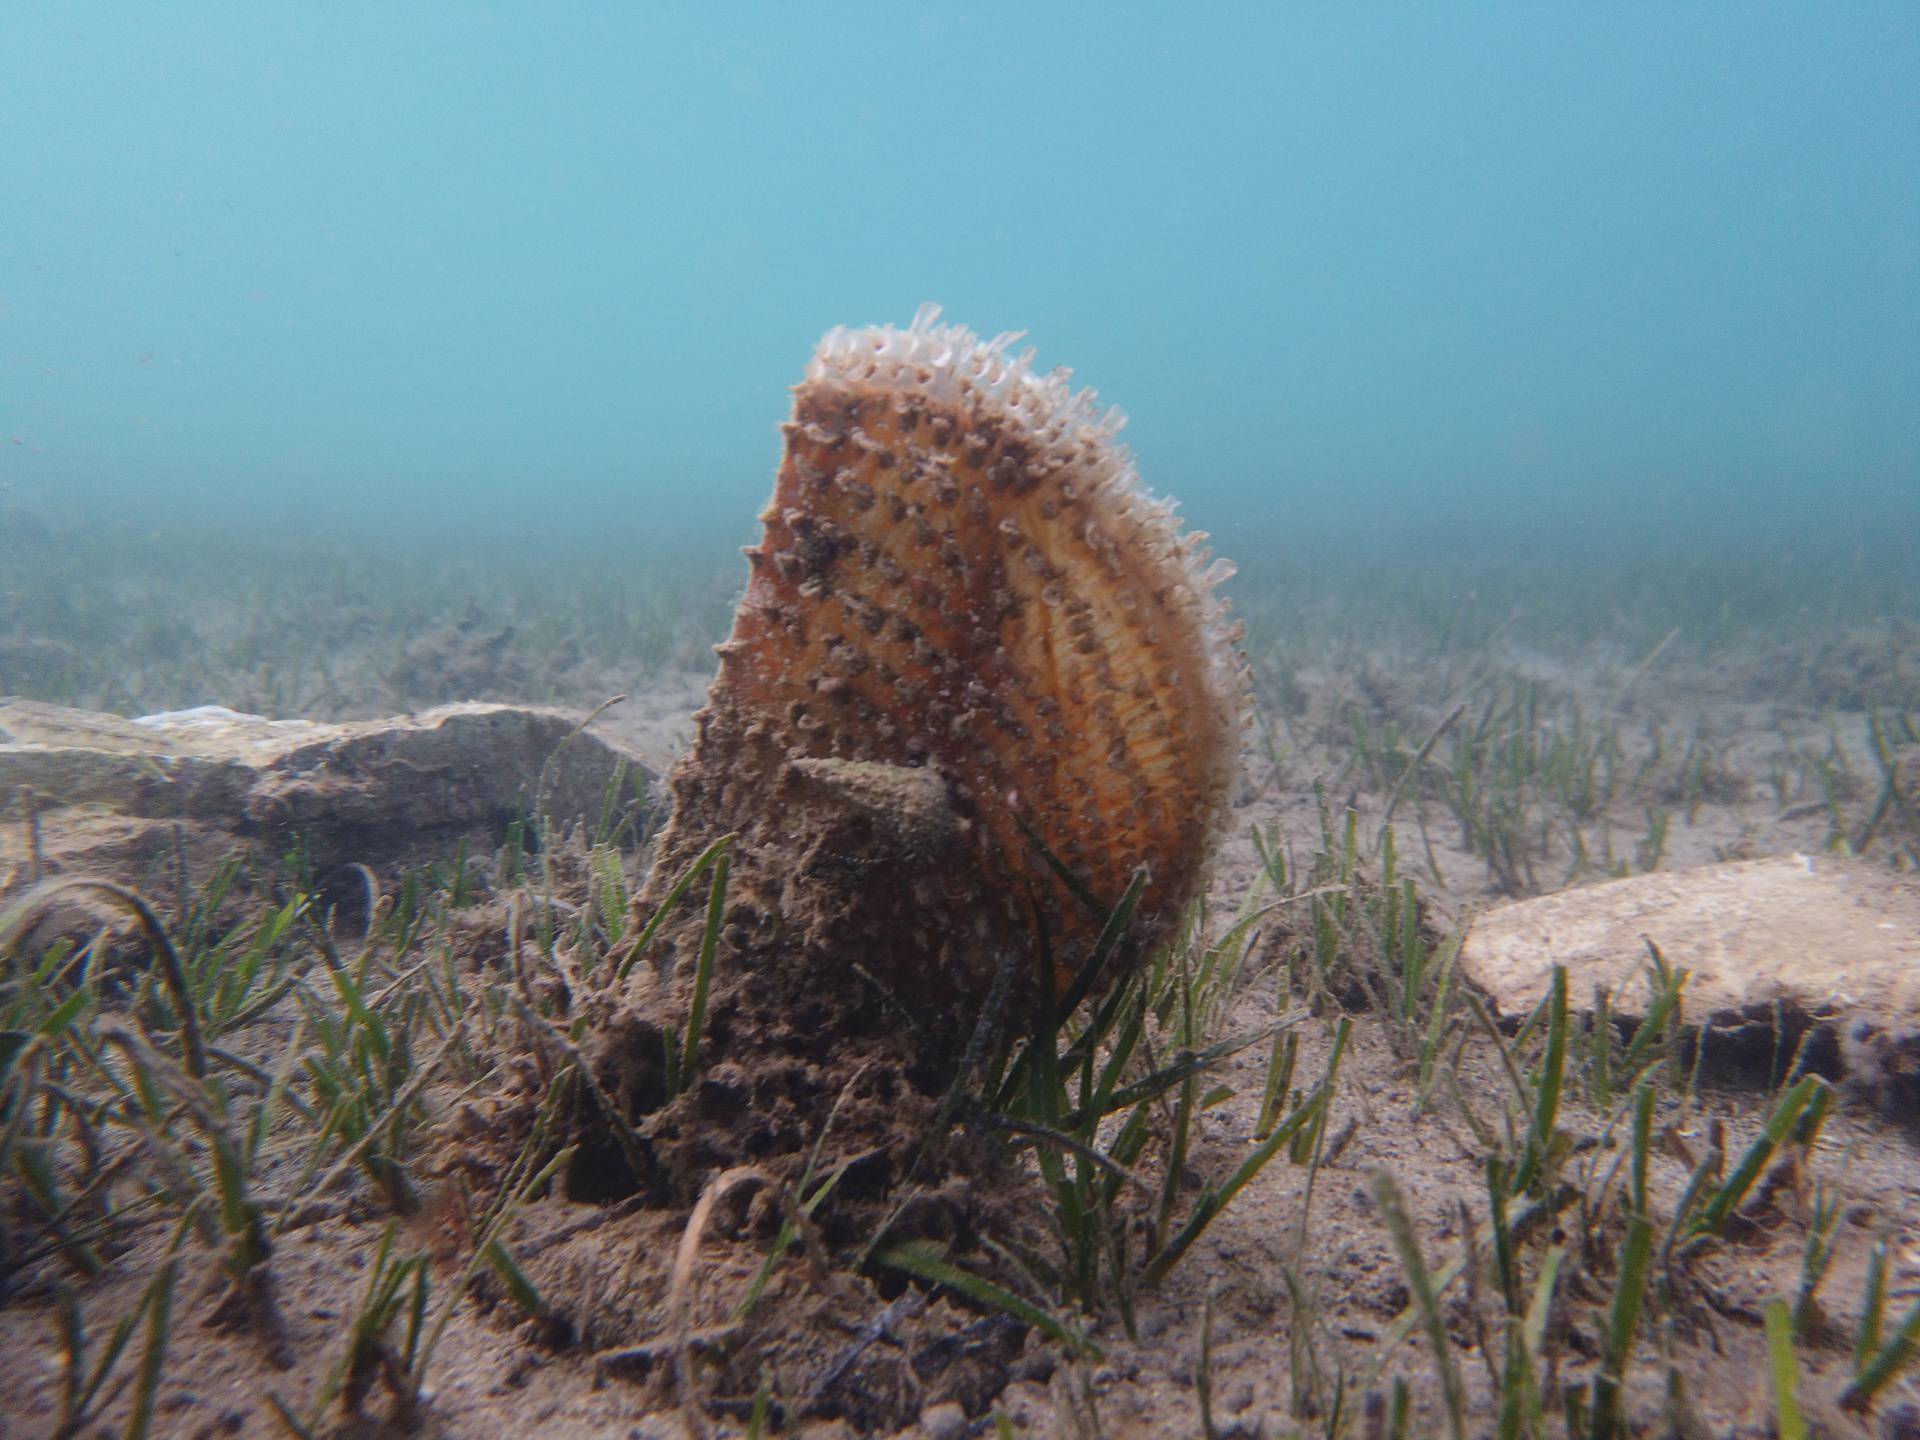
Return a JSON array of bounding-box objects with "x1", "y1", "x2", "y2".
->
[
  {"x1": 0, "y1": 698, "x2": 653, "y2": 896},
  {"x1": 1461, "y1": 855, "x2": 1920, "y2": 1101}
]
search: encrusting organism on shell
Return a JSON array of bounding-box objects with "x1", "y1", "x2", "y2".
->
[{"x1": 626, "y1": 303, "x2": 1251, "y2": 1043}]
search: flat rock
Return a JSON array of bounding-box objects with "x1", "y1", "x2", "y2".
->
[
  {"x1": 1461, "y1": 854, "x2": 1920, "y2": 1097},
  {"x1": 0, "y1": 698, "x2": 655, "y2": 896}
]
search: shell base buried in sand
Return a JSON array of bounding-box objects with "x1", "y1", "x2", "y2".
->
[{"x1": 636, "y1": 305, "x2": 1250, "y2": 1031}]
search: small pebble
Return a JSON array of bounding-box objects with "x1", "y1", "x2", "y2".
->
[{"x1": 920, "y1": 1399, "x2": 968, "y2": 1440}]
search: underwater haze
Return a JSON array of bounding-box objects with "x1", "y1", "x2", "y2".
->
[
  {"x1": 4, "y1": 2, "x2": 1916, "y2": 554},
  {"x1": 17, "y1": 15, "x2": 1920, "y2": 1439}
]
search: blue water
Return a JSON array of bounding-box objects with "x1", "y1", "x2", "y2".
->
[{"x1": 3, "y1": 3, "x2": 1916, "y2": 560}]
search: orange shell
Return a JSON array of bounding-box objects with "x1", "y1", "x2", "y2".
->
[{"x1": 647, "y1": 306, "x2": 1248, "y2": 1010}]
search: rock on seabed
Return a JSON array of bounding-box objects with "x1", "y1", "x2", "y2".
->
[
  {"x1": 0, "y1": 698, "x2": 652, "y2": 895},
  {"x1": 1461, "y1": 854, "x2": 1920, "y2": 1101}
]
